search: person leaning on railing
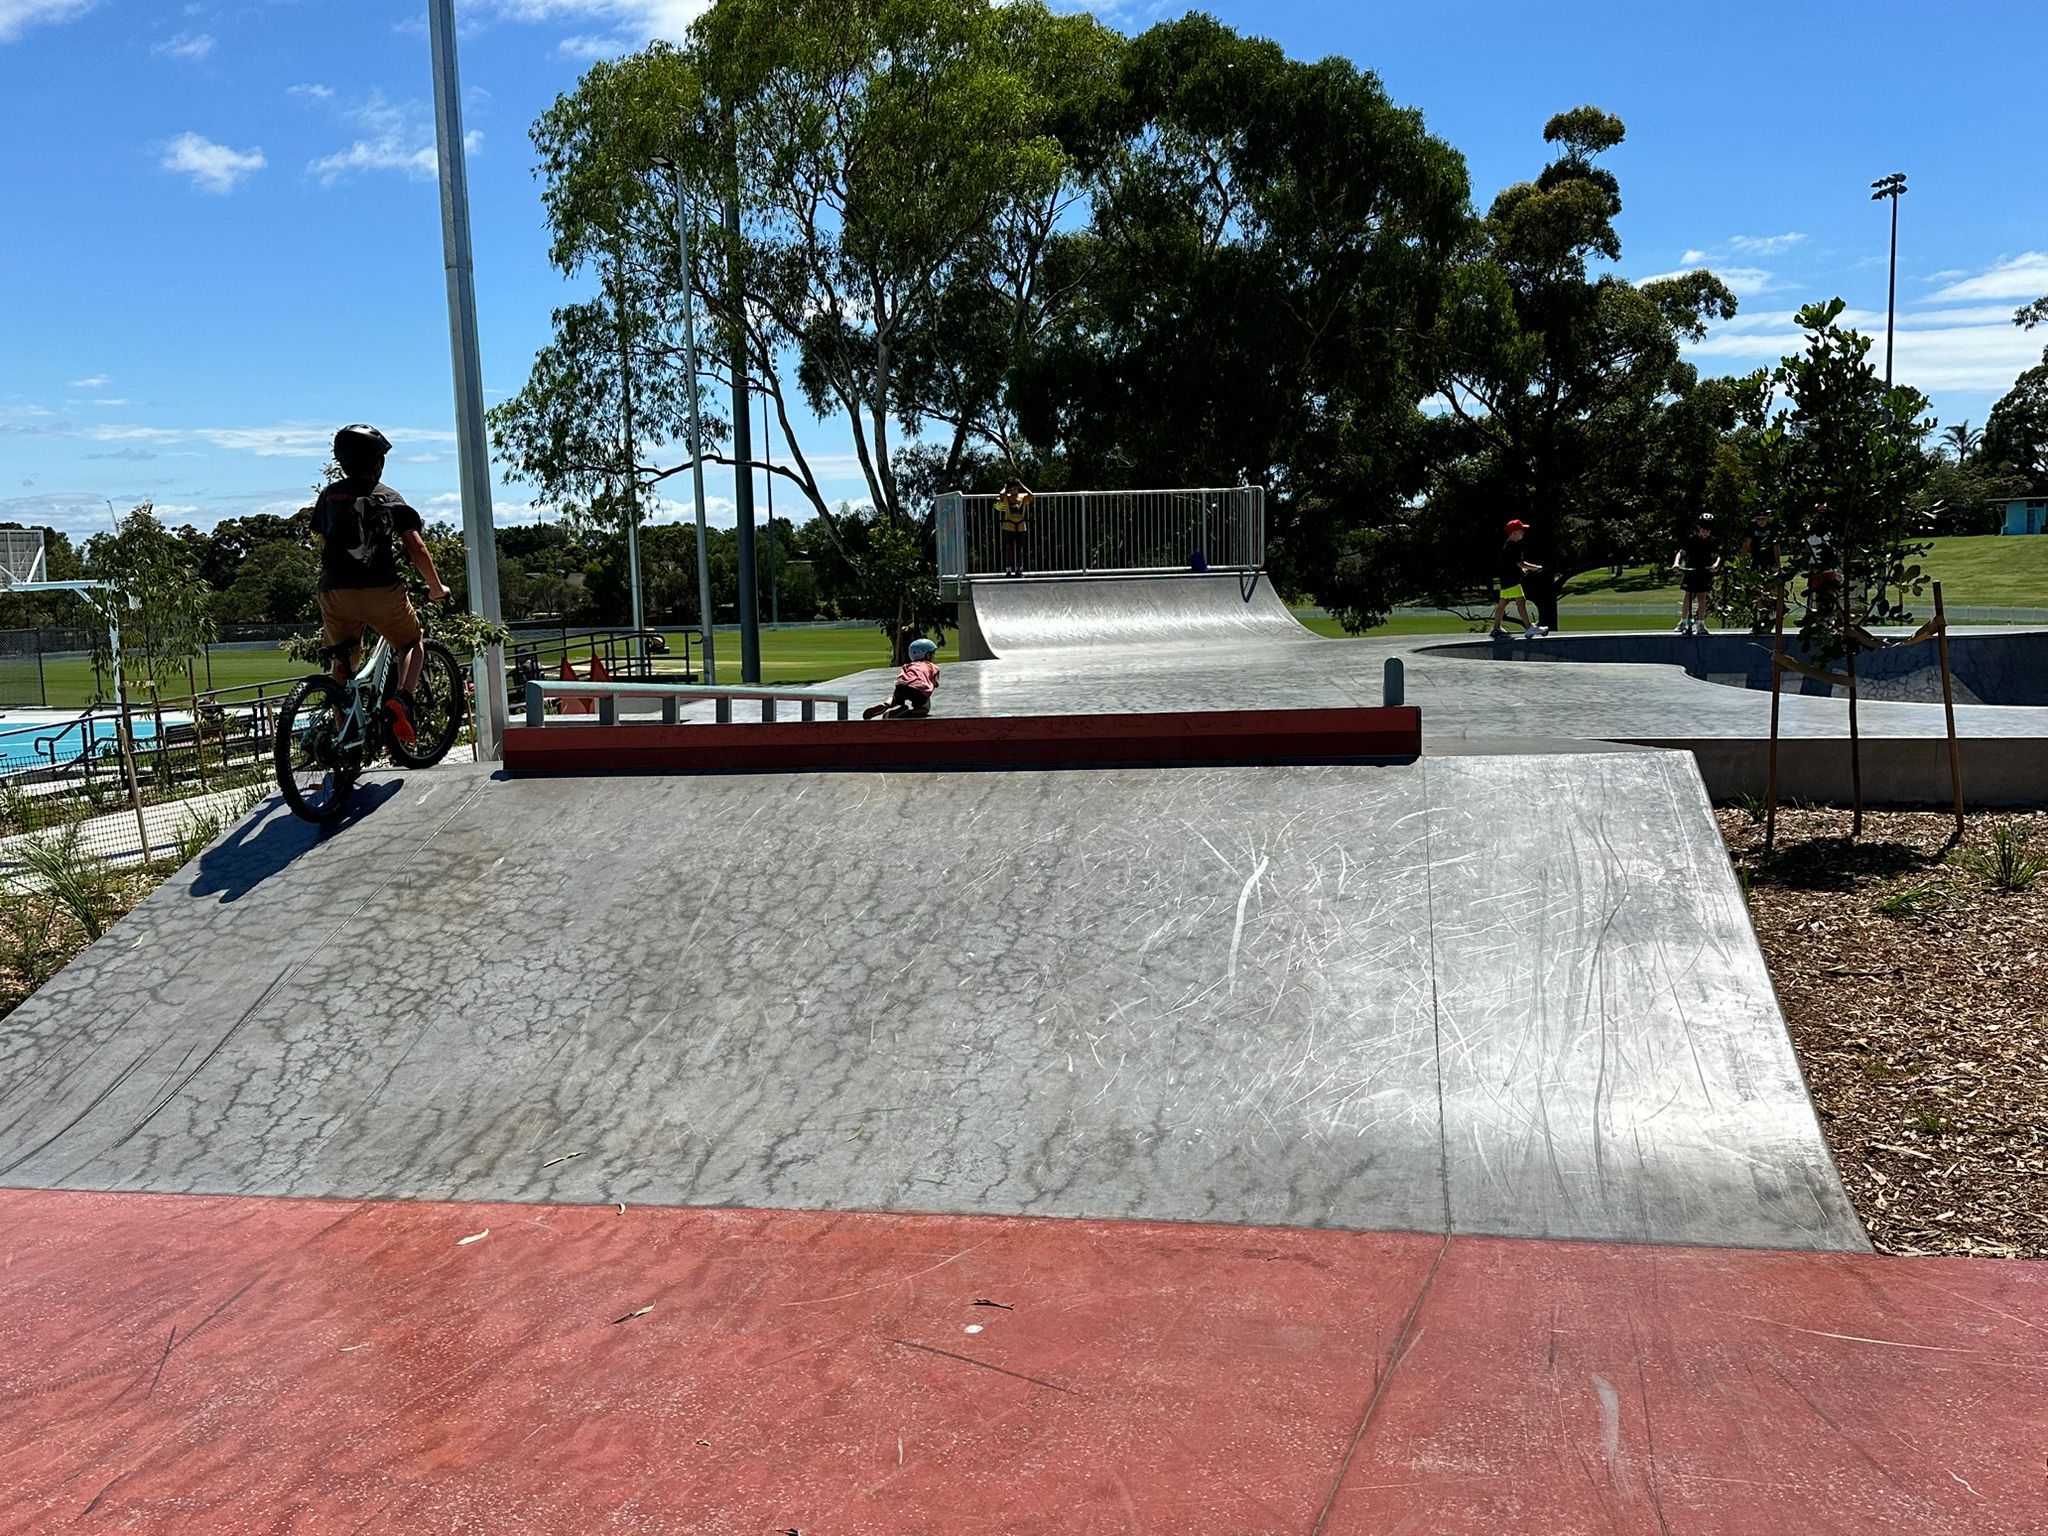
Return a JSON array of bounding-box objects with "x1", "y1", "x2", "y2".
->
[{"x1": 997, "y1": 477, "x2": 1034, "y2": 577}]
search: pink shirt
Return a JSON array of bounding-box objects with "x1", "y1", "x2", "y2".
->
[{"x1": 898, "y1": 659, "x2": 939, "y2": 694}]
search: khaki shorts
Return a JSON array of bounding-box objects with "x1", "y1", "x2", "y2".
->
[{"x1": 319, "y1": 584, "x2": 421, "y2": 652}]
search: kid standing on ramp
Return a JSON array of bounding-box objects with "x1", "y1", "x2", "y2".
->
[{"x1": 865, "y1": 637, "x2": 940, "y2": 719}]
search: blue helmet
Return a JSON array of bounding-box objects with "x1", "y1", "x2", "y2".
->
[{"x1": 907, "y1": 637, "x2": 938, "y2": 660}]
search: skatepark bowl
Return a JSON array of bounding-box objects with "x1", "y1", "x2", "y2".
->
[{"x1": 1, "y1": 571, "x2": 2043, "y2": 1532}]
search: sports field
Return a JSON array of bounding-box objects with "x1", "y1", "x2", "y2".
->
[
  {"x1": 33, "y1": 532, "x2": 2042, "y2": 706},
  {"x1": 1560, "y1": 533, "x2": 2048, "y2": 613}
]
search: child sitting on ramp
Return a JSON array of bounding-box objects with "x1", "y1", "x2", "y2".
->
[{"x1": 865, "y1": 637, "x2": 940, "y2": 719}]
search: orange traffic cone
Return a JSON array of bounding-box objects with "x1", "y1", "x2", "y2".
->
[
  {"x1": 588, "y1": 652, "x2": 613, "y2": 683},
  {"x1": 558, "y1": 656, "x2": 596, "y2": 715}
]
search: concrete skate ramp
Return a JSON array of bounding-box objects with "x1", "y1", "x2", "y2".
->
[
  {"x1": 0, "y1": 753, "x2": 1864, "y2": 1251},
  {"x1": 965, "y1": 571, "x2": 1313, "y2": 655}
]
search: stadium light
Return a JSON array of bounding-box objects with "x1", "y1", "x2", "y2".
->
[{"x1": 1870, "y1": 172, "x2": 1908, "y2": 389}]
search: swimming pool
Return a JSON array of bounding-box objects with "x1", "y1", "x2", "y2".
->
[{"x1": 0, "y1": 711, "x2": 190, "y2": 777}]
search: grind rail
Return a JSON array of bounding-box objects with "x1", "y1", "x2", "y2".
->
[{"x1": 523, "y1": 679, "x2": 850, "y2": 726}]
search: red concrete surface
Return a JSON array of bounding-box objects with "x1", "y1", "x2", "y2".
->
[
  {"x1": 501, "y1": 705, "x2": 1422, "y2": 775},
  {"x1": 1332, "y1": 1237, "x2": 2048, "y2": 1535},
  {"x1": 1, "y1": 1189, "x2": 2042, "y2": 1534}
]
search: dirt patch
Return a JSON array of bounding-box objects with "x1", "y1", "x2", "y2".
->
[{"x1": 1720, "y1": 806, "x2": 2048, "y2": 1259}]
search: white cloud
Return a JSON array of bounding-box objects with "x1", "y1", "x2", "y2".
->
[
  {"x1": 1684, "y1": 269, "x2": 2046, "y2": 395},
  {"x1": 305, "y1": 92, "x2": 481, "y2": 185},
  {"x1": 89, "y1": 421, "x2": 456, "y2": 458},
  {"x1": 68, "y1": 374, "x2": 108, "y2": 389},
  {"x1": 472, "y1": 0, "x2": 712, "y2": 56},
  {"x1": 0, "y1": 0, "x2": 93, "y2": 45},
  {"x1": 288, "y1": 83, "x2": 333, "y2": 101},
  {"x1": 161, "y1": 132, "x2": 265, "y2": 194},
  {"x1": 1679, "y1": 248, "x2": 1708, "y2": 266},
  {"x1": 1635, "y1": 265, "x2": 1778, "y2": 300},
  {"x1": 152, "y1": 29, "x2": 213, "y2": 60},
  {"x1": 1929, "y1": 251, "x2": 2048, "y2": 303},
  {"x1": 1727, "y1": 232, "x2": 1806, "y2": 256}
]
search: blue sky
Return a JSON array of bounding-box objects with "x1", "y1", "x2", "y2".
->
[{"x1": 2, "y1": 0, "x2": 2044, "y2": 541}]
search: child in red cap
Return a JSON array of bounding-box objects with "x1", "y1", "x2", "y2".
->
[{"x1": 1489, "y1": 520, "x2": 1544, "y2": 639}]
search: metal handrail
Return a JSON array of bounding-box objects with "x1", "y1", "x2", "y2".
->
[{"x1": 524, "y1": 679, "x2": 851, "y2": 727}]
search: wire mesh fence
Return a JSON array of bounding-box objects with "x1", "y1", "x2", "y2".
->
[{"x1": 936, "y1": 487, "x2": 1265, "y2": 589}]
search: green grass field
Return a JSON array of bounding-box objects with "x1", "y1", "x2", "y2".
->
[
  {"x1": 1560, "y1": 534, "x2": 2048, "y2": 613},
  {"x1": 35, "y1": 535, "x2": 2042, "y2": 707},
  {"x1": 38, "y1": 628, "x2": 937, "y2": 708}
]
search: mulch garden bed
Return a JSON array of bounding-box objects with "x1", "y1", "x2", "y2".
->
[{"x1": 1719, "y1": 806, "x2": 2048, "y2": 1259}]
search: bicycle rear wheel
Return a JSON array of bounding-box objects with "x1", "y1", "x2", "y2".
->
[
  {"x1": 389, "y1": 639, "x2": 465, "y2": 769},
  {"x1": 274, "y1": 675, "x2": 359, "y2": 823}
]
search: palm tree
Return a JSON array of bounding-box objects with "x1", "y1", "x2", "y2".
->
[{"x1": 1941, "y1": 421, "x2": 1982, "y2": 463}]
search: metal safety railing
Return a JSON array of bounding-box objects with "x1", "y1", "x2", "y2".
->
[
  {"x1": 523, "y1": 679, "x2": 850, "y2": 727},
  {"x1": 935, "y1": 486, "x2": 1265, "y2": 590}
]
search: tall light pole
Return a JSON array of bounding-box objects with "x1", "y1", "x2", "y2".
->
[
  {"x1": 1871, "y1": 172, "x2": 1907, "y2": 388},
  {"x1": 427, "y1": 0, "x2": 506, "y2": 758},
  {"x1": 661, "y1": 158, "x2": 717, "y2": 684},
  {"x1": 762, "y1": 390, "x2": 779, "y2": 627}
]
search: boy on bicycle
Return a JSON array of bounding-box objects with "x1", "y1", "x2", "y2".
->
[{"x1": 311, "y1": 423, "x2": 449, "y2": 745}]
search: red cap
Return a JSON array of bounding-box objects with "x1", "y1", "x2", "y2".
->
[{"x1": 1505, "y1": 520, "x2": 1528, "y2": 533}]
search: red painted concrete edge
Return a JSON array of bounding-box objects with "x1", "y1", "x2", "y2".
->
[
  {"x1": 2, "y1": 1187, "x2": 2044, "y2": 1535},
  {"x1": 501, "y1": 705, "x2": 1423, "y2": 775}
]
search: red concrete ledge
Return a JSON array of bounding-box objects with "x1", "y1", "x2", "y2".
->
[
  {"x1": 3, "y1": 1188, "x2": 2043, "y2": 1533},
  {"x1": 501, "y1": 704, "x2": 1422, "y2": 775}
]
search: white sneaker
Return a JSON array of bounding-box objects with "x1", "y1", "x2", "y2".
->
[
  {"x1": 1673, "y1": 620, "x2": 1692, "y2": 634},
  {"x1": 1693, "y1": 620, "x2": 1710, "y2": 635},
  {"x1": 1522, "y1": 625, "x2": 1541, "y2": 639}
]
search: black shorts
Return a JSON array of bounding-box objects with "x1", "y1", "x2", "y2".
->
[
  {"x1": 890, "y1": 683, "x2": 932, "y2": 716},
  {"x1": 1681, "y1": 570, "x2": 1714, "y2": 596}
]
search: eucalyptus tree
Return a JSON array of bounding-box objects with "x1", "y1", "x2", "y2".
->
[
  {"x1": 493, "y1": 1, "x2": 1121, "y2": 583},
  {"x1": 1009, "y1": 13, "x2": 1469, "y2": 557},
  {"x1": 1412, "y1": 107, "x2": 1739, "y2": 630}
]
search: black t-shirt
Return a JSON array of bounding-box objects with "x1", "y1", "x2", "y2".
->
[
  {"x1": 312, "y1": 479, "x2": 423, "y2": 590},
  {"x1": 1680, "y1": 533, "x2": 1718, "y2": 572},
  {"x1": 1499, "y1": 539, "x2": 1530, "y2": 585},
  {"x1": 1744, "y1": 520, "x2": 1779, "y2": 570}
]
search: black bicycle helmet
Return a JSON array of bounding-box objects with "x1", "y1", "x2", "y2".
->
[{"x1": 333, "y1": 423, "x2": 392, "y2": 471}]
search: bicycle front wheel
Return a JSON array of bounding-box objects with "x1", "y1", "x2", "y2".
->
[
  {"x1": 274, "y1": 675, "x2": 358, "y2": 824},
  {"x1": 389, "y1": 640, "x2": 466, "y2": 769}
]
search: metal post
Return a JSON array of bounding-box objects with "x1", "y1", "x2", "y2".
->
[
  {"x1": 668, "y1": 162, "x2": 717, "y2": 684},
  {"x1": 614, "y1": 250, "x2": 645, "y2": 664},
  {"x1": 109, "y1": 613, "x2": 153, "y2": 863},
  {"x1": 1764, "y1": 586, "x2": 1785, "y2": 854},
  {"x1": 725, "y1": 182, "x2": 760, "y2": 683},
  {"x1": 763, "y1": 390, "x2": 779, "y2": 627},
  {"x1": 428, "y1": 0, "x2": 506, "y2": 759},
  {"x1": 1871, "y1": 172, "x2": 1907, "y2": 389},
  {"x1": 1382, "y1": 657, "x2": 1404, "y2": 707},
  {"x1": 1844, "y1": 610, "x2": 1863, "y2": 838},
  {"x1": 1885, "y1": 194, "x2": 1898, "y2": 388},
  {"x1": 1933, "y1": 582, "x2": 1965, "y2": 840}
]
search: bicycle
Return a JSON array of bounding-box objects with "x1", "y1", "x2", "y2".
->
[{"x1": 273, "y1": 629, "x2": 466, "y2": 823}]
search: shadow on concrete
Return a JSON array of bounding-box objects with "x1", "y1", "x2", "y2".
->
[{"x1": 192, "y1": 780, "x2": 405, "y2": 904}]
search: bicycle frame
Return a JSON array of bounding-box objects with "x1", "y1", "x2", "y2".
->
[{"x1": 322, "y1": 635, "x2": 396, "y2": 764}]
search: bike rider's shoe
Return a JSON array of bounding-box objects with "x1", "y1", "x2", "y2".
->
[
  {"x1": 383, "y1": 692, "x2": 417, "y2": 747},
  {"x1": 1673, "y1": 620, "x2": 1692, "y2": 635}
]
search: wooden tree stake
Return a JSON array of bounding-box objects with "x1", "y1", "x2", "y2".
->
[
  {"x1": 1933, "y1": 581, "x2": 1965, "y2": 841},
  {"x1": 1765, "y1": 585, "x2": 1786, "y2": 854}
]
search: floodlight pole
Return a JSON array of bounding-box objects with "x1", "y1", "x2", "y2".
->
[
  {"x1": 1871, "y1": 172, "x2": 1908, "y2": 389},
  {"x1": 665, "y1": 159, "x2": 717, "y2": 684},
  {"x1": 428, "y1": 0, "x2": 507, "y2": 759}
]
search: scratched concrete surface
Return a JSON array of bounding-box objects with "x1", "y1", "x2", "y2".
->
[{"x1": 0, "y1": 749, "x2": 1863, "y2": 1251}]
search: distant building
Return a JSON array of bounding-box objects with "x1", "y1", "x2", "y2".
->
[{"x1": 2002, "y1": 497, "x2": 2048, "y2": 535}]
